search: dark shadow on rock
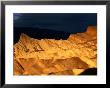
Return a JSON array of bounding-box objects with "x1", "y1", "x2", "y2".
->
[{"x1": 79, "y1": 68, "x2": 97, "y2": 75}]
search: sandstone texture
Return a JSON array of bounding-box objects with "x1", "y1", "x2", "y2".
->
[{"x1": 14, "y1": 26, "x2": 97, "y2": 75}]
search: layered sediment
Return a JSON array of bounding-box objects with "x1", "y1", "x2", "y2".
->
[{"x1": 14, "y1": 26, "x2": 97, "y2": 75}]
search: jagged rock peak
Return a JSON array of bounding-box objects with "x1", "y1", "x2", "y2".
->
[
  {"x1": 86, "y1": 26, "x2": 97, "y2": 36},
  {"x1": 14, "y1": 26, "x2": 97, "y2": 75}
]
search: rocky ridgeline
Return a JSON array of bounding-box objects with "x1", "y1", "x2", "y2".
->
[{"x1": 14, "y1": 26, "x2": 97, "y2": 75}]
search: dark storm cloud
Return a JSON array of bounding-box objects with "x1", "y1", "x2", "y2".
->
[{"x1": 14, "y1": 13, "x2": 97, "y2": 33}]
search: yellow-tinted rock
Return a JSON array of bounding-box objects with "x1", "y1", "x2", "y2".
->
[{"x1": 14, "y1": 26, "x2": 97, "y2": 75}]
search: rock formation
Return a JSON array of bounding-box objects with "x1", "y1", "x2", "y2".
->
[{"x1": 14, "y1": 26, "x2": 97, "y2": 75}]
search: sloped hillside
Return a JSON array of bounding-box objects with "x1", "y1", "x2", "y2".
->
[{"x1": 14, "y1": 26, "x2": 97, "y2": 75}]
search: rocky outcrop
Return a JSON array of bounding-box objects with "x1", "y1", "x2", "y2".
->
[{"x1": 14, "y1": 26, "x2": 97, "y2": 75}]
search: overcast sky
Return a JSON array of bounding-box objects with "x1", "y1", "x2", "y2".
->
[{"x1": 14, "y1": 13, "x2": 97, "y2": 33}]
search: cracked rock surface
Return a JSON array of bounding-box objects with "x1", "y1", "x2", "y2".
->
[{"x1": 14, "y1": 26, "x2": 97, "y2": 75}]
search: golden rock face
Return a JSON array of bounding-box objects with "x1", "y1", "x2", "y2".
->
[{"x1": 14, "y1": 26, "x2": 97, "y2": 75}]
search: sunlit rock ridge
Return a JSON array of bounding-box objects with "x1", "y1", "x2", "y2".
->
[{"x1": 14, "y1": 26, "x2": 97, "y2": 75}]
